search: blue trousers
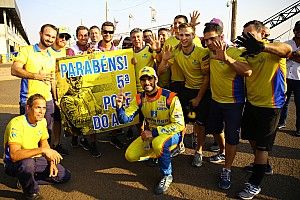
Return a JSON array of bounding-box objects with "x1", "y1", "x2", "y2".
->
[
  {"x1": 279, "y1": 79, "x2": 300, "y2": 130},
  {"x1": 4, "y1": 157, "x2": 71, "y2": 194}
]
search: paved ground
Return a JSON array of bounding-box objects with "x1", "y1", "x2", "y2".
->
[{"x1": 0, "y1": 64, "x2": 299, "y2": 199}]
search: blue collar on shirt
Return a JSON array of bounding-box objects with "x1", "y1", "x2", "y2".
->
[{"x1": 33, "y1": 43, "x2": 51, "y2": 56}]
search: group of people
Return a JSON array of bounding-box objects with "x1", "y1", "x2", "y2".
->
[{"x1": 3, "y1": 9, "x2": 298, "y2": 200}]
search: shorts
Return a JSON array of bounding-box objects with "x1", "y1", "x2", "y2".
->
[
  {"x1": 241, "y1": 101, "x2": 281, "y2": 151},
  {"x1": 169, "y1": 81, "x2": 185, "y2": 105},
  {"x1": 206, "y1": 100, "x2": 244, "y2": 145},
  {"x1": 53, "y1": 104, "x2": 61, "y2": 121},
  {"x1": 181, "y1": 87, "x2": 211, "y2": 125}
]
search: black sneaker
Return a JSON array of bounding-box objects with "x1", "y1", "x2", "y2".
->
[
  {"x1": 277, "y1": 124, "x2": 286, "y2": 130},
  {"x1": 24, "y1": 192, "x2": 43, "y2": 200},
  {"x1": 110, "y1": 136, "x2": 125, "y2": 149},
  {"x1": 71, "y1": 136, "x2": 79, "y2": 148},
  {"x1": 79, "y1": 138, "x2": 91, "y2": 151},
  {"x1": 90, "y1": 142, "x2": 101, "y2": 158},
  {"x1": 244, "y1": 163, "x2": 273, "y2": 175},
  {"x1": 53, "y1": 144, "x2": 69, "y2": 156},
  {"x1": 154, "y1": 175, "x2": 173, "y2": 195},
  {"x1": 192, "y1": 152, "x2": 203, "y2": 167}
]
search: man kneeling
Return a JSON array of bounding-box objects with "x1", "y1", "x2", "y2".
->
[
  {"x1": 3, "y1": 94, "x2": 71, "y2": 199},
  {"x1": 116, "y1": 67, "x2": 185, "y2": 195}
]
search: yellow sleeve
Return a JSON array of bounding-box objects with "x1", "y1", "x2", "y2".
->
[
  {"x1": 6, "y1": 118, "x2": 23, "y2": 144},
  {"x1": 15, "y1": 46, "x2": 29, "y2": 65}
]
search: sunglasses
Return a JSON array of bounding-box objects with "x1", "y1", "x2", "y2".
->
[
  {"x1": 59, "y1": 33, "x2": 71, "y2": 40},
  {"x1": 102, "y1": 30, "x2": 114, "y2": 34}
]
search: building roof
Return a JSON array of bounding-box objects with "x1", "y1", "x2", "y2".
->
[{"x1": 0, "y1": 0, "x2": 30, "y2": 44}]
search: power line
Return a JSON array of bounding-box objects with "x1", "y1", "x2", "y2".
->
[{"x1": 110, "y1": 0, "x2": 151, "y2": 12}]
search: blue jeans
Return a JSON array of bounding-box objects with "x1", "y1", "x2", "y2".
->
[
  {"x1": 4, "y1": 157, "x2": 71, "y2": 194},
  {"x1": 279, "y1": 79, "x2": 300, "y2": 130}
]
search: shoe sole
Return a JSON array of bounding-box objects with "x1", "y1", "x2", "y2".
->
[
  {"x1": 209, "y1": 159, "x2": 225, "y2": 164},
  {"x1": 218, "y1": 183, "x2": 231, "y2": 190},
  {"x1": 91, "y1": 153, "x2": 102, "y2": 158}
]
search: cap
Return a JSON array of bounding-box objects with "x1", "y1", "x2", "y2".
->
[
  {"x1": 138, "y1": 66, "x2": 157, "y2": 79},
  {"x1": 210, "y1": 18, "x2": 224, "y2": 28},
  {"x1": 58, "y1": 27, "x2": 71, "y2": 39}
]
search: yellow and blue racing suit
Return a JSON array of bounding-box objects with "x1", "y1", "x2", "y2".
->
[{"x1": 116, "y1": 87, "x2": 185, "y2": 176}]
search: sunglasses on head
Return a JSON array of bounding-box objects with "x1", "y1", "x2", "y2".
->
[
  {"x1": 59, "y1": 33, "x2": 71, "y2": 40},
  {"x1": 102, "y1": 30, "x2": 114, "y2": 34}
]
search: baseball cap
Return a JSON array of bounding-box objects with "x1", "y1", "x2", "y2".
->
[
  {"x1": 139, "y1": 66, "x2": 157, "y2": 79},
  {"x1": 210, "y1": 18, "x2": 224, "y2": 28},
  {"x1": 58, "y1": 27, "x2": 71, "y2": 39}
]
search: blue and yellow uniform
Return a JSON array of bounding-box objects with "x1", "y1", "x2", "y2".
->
[
  {"x1": 210, "y1": 47, "x2": 247, "y2": 103},
  {"x1": 3, "y1": 115, "x2": 49, "y2": 162},
  {"x1": 246, "y1": 51, "x2": 286, "y2": 108},
  {"x1": 171, "y1": 46, "x2": 210, "y2": 89},
  {"x1": 116, "y1": 87, "x2": 185, "y2": 176},
  {"x1": 164, "y1": 36, "x2": 202, "y2": 82},
  {"x1": 133, "y1": 46, "x2": 155, "y2": 92},
  {"x1": 207, "y1": 47, "x2": 247, "y2": 145},
  {"x1": 15, "y1": 44, "x2": 55, "y2": 104}
]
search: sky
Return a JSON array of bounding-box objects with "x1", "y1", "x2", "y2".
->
[{"x1": 15, "y1": 0, "x2": 300, "y2": 44}]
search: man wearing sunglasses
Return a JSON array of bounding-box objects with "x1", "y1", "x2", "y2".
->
[
  {"x1": 98, "y1": 21, "x2": 118, "y2": 52},
  {"x1": 49, "y1": 27, "x2": 71, "y2": 156}
]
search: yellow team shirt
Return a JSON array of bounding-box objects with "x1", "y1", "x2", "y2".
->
[
  {"x1": 210, "y1": 47, "x2": 247, "y2": 103},
  {"x1": 245, "y1": 47, "x2": 287, "y2": 108},
  {"x1": 164, "y1": 36, "x2": 202, "y2": 82},
  {"x1": 3, "y1": 115, "x2": 49, "y2": 161},
  {"x1": 133, "y1": 46, "x2": 155, "y2": 92},
  {"x1": 171, "y1": 46, "x2": 209, "y2": 89},
  {"x1": 15, "y1": 44, "x2": 55, "y2": 103}
]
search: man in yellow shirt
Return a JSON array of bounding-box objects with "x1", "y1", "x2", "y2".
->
[
  {"x1": 11, "y1": 24, "x2": 58, "y2": 144},
  {"x1": 3, "y1": 94, "x2": 70, "y2": 200},
  {"x1": 236, "y1": 20, "x2": 291, "y2": 200},
  {"x1": 203, "y1": 22, "x2": 252, "y2": 190},
  {"x1": 160, "y1": 23, "x2": 213, "y2": 167}
]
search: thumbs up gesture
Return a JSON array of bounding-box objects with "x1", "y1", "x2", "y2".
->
[{"x1": 116, "y1": 87, "x2": 127, "y2": 108}]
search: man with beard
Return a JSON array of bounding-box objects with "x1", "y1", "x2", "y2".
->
[
  {"x1": 143, "y1": 29, "x2": 153, "y2": 46},
  {"x1": 11, "y1": 24, "x2": 58, "y2": 143},
  {"x1": 116, "y1": 66, "x2": 185, "y2": 195},
  {"x1": 49, "y1": 27, "x2": 71, "y2": 156}
]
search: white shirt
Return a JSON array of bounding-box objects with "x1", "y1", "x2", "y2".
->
[{"x1": 285, "y1": 39, "x2": 300, "y2": 80}]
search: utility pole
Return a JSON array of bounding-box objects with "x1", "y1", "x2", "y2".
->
[
  {"x1": 231, "y1": 0, "x2": 237, "y2": 41},
  {"x1": 105, "y1": 0, "x2": 108, "y2": 21}
]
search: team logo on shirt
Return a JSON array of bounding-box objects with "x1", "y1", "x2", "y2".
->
[
  {"x1": 11, "y1": 132, "x2": 17, "y2": 138},
  {"x1": 151, "y1": 110, "x2": 157, "y2": 118},
  {"x1": 192, "y1": 60, "x2": 200, "y2": 65},
  {"x1": 142, "y1": 54, "x2": 148, "y2": 59}
]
